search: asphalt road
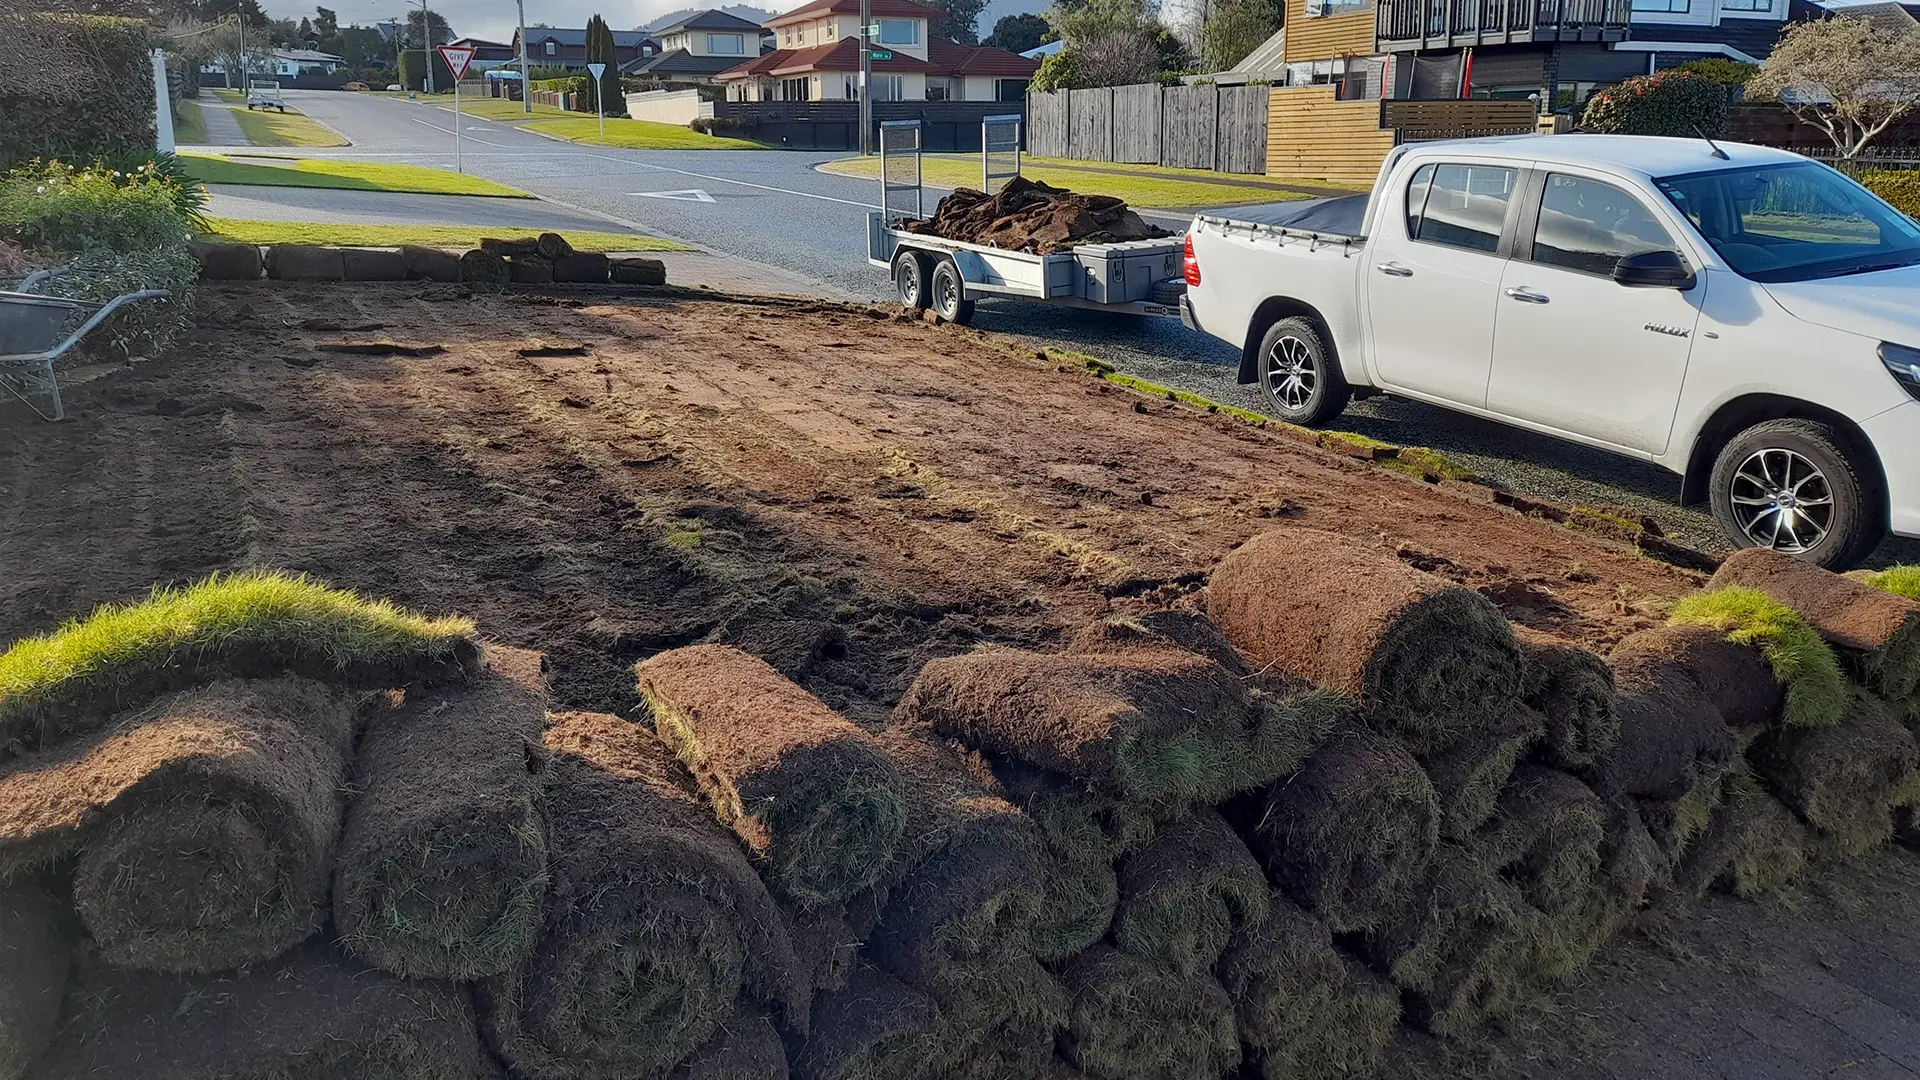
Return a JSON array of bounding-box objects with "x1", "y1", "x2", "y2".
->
[{"x1": 206, "y1": 91, "x2": 1920, "y2": 564}]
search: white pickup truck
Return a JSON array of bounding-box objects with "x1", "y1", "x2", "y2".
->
[{"x1": 1181, "y1": 135, "x2": 1920, "y2": 569}]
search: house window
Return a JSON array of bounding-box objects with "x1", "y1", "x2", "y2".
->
[
  {"x1": 782, "y1": 76, "x2": 810, "y2": 100},
  {"x1": 1630, "y1": 0, "x2": 1688, "y2": 11},
  {"x1": 876, "y1": 18, "x2": 919, "y2": 45},
  {"x1": 997, "y1": 78, "x2": 1027, "y2": 101},
  {"x1": 845, "y1": 73, "x2": 903, "y2": 99},
  {"x1": 708, "y1": 33, "x2": 745, "y2": 54},
  {"x1": 543, "y1": 40, "x2": 556, "y2": 55},
  {"x1": 1722, "y1": 0, "x2": 1770, "y2": 11}
]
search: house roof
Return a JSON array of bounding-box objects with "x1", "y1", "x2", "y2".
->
[
  {"x1": 624, "y1": 48, "x2": 758, "y2": 75},
  {"x1": 272, "y1": 48, "x2": 345, "y2": 62},
  {"x1": 765, "y1": 0, "x2": 944, "y2": 28},
  {"x1": 1825, "y1": 0, "x2": 1920, "y2": 31},
  {"x1": 652, "y1": 9, "x2": 768, "y2": 34},
  {"x1": 517, "y1": 27, "x2": 656, "y2": 47},
  {"x1": 716, "y1": 35, "x2": 940, "y2": 77},
  {"x1": 926, "y1": 38, "x2": 1041, "y2": 76},
  {"x1": 446, "y1": 36, "x2": 512, "y2": 49}
]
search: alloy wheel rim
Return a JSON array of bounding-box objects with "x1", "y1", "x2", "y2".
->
[
  {"x1": 1265, "y1": 336, "x2": 1317, "y2": 412},
  {"x1": 1729, "y1": 447, "x2": 1833, "y2": 553}
]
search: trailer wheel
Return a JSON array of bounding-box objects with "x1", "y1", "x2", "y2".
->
[
  {"x1": 893, "y1": 250, "x2": 930, "y2": 310},
  {"x1": 1256, "y1": 316, "x2": 1348, "y2": 426},
  {"x1": 930, "y1": 258, "x2": 974, "y2": 326}
]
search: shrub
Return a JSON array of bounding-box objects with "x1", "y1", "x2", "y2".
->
[
  {"x1": 1580, "y1": 70, "x2": 1730, "y2": 138},
  {"x1": 1860, "y1": 169, "x2": 1920, "y2": 217},
  {"x1": 1676, "y1": 57, "x2": 1760, "y2": 90},
  {"x1": 0, "y1": 160, "x2": 199, "y2": 253},
  {"x1": 0, "y1": 15, "x2": 157, "y2": 172},
  {"x1": 397, "y1": 47, "x2": 456, "y2": 92},
  {"x1": 39, "y1": 246, "x2": 201, "y2": 357}
]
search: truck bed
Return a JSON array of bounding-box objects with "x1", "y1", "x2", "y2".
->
[{"x1": 1197, "y1": 194, "x2": 1369, "y2": 241}]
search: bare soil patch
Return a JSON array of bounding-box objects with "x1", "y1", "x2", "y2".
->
[{"x1": 0, "y1": 283, "x2": 1699, "y2": 723}]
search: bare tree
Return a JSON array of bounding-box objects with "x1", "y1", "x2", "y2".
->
[
  {"x1": 1747, "y1": 15, "x2": 1920, "y2": 158},
  {"x1": 1074, "y1": 27, "x2": 1162, "y2": 85}
]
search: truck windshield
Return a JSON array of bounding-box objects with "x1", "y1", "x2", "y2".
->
[{"x1": 1654, "y1": 162, "x2": 1920, "y2": 284}]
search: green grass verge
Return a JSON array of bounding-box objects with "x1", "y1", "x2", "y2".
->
[
  {"x1": 1863, "y1": 566, "x2": 1920, "y2": 602},
  {"x1": 1669, "y1": 586, "x2": 1848, "y2": 728},
  {"x1": 212, "y1": 89, "x2": 348, "y2": 147},
  {"x1": 198, "y1": 216, "x2": 690, "y2": 252},
  {"x1": 0, "y1": 570, "x2": 476, "y2": 752},
  {"x1": 422, "y1": 98, "x2": 574, "y2": 121},
  {"x1": 173, "y1": 99, "x2": 208, "y2": 145},
  {"x1": 820, "y1": 155, "x2": 1309, "y2": 208},
  {"x1": 181, "y1": 153, "x2": 529, "y2": 198},
  {"x1": 522, "y1": 116, "x2": 766, "y2": 150}
]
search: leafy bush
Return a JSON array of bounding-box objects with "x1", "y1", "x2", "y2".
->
[
  {"x1": 1860, "y1": 169, "x2": 1920, "y2": 217},
  {"x1": 1030, "y1": 49, "x2": 1078, "y2": 92},
  {"x1": 1580, "y1": 70, "x2": 1730, "y2": 137},
  {"x1": 0, "y1": 15, "x2": 157, "y2": 172},
  {"x1": 397, "y1": 47, "x2": 456, "y2": 92},
  {"x1": 0, "y1": 160, "x2": 200, "y2": 252},
  {"x1": 38, "y1": 247, "x2": 201, "y2": 357},
  {"x1": 1676, "y1": 57, "x2": 1760, "y2": 89},
  {"x1": 690, "y1": 115, "x2": 754, "y2": 135}
]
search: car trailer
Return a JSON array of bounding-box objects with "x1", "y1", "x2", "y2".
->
[{"x1": 865, "y1": 117, "x2": 1187, "y2": 326}]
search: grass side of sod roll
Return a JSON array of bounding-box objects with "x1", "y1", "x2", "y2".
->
[{"x1": 1669, "y1": 587, "x2": 1847, "y2": 728}]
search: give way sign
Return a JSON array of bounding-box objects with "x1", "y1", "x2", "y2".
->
[{"x1": 436, "y1": 44, "x2": 477, "y2": 80}]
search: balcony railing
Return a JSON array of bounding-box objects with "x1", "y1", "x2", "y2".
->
[{"x1": 1376, "y1": 0, "x2": 1631, "y2": 48}]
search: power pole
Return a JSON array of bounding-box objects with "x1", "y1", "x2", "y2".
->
[
  {"x1": 420, "y1": 0, "x2": 435, "y2": 94},
  {"x1": 516, "y1": 0, "x2": 531, "y2": 113},
  {"x1": 858, "y1": 0, "x2": 871, "y2": 154}
]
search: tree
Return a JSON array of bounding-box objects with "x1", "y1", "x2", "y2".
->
[
  {"x1": 584, "y1": 13, "x2": 624, "y2": 115},
  {"x1": 397, "y1": 44, "x2": 454, "y2": 90},
  {"x1": 1747, "y1": 15, "x2": 1920, "y2": 158},
  {"x1": 1198, "y1": 0, "x2": 1277, "y2": 72},
  {"x1": 1038, "y1": 0, "x2": 1164, "y2": 87},
  {"x1": 922, "y1": 0, "x2": 990, "y2": 43},
  {"x1": 983, "y1": 12, "x2": 1049, "y2": 51},
  {"x1": 404, "y1": 8, "x2": 454, "y2": 49},
  {"x1": 313, "y1": 6, "x2": 336, "y2": 37}
]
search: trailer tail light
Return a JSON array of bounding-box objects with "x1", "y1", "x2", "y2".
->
[{"x1": 1183, "y1": 234, "x2": 1201, "y2": 286}]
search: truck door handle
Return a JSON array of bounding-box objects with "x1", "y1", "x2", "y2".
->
[
  {"x1": 1377, "y1": 263, "x2": 1413, "y2": 277},
  {"x1": 1504, "y1": 287, "x2": 1550, "y2": 304}
]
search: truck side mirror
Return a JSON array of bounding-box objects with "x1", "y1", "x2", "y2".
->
[{"x1": 1613, "y1": 249, "x2": 1695, "y2": 290}]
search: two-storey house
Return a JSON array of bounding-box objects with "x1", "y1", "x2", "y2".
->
[
  {"x1": 713, "y1": 0, "x2": 1036, "y2": 102},
  {"x1": 626, "y1": 10, "x2": 773, "y2": 81},
  {"x1": 511, "y1": 27, "x2": 657, "y2": 71}
]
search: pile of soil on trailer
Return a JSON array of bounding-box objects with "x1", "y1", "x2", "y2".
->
[
  {"x1": 0, "y1": 283, "x2": 1701, "y2": 723},
  {"x1": 904, "y1": 176, "x2": 1170, "y2": 254}
]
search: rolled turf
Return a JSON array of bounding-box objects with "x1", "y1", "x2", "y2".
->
[
  {"x1": 334, "y1": 644, "x2": 550, "y2": 980},
  {"x1": 1534, "y1": 794, "x2": 1663, "y2": 983},
  {"x1": 0, "y1": 569, "x2": 477, "y2": 762},
  {"x1": 864, "y1": 728, "x2": 1045, "y2": 989},
  {"x1": 33, "y1": 941, "x2": 500, "y2": 1080},
  {"x1": 784, "y1": 898, "x2": 882, "y2": 994},
  {"x1": 921, "y1": 956, "x2": 1069, "y2": 1080},
  {"x1": 1216, "y1": 892, "x2": 1401, "y2": 1080},
  {"x1": 636, "y1": 645, "x2": 907, "y2": 907},
  {"x1": 1862, "y1": 566, "x2": 1920, "y2": 602},
  {"x1": 1056, "y1": 944, "x2": 1241, "y2": 1080},
  {"x1": 1112, "y1": 807, "x2": 1269, "y2": 976},
  {"x1": 1610, "y1": 624, "x2": 1787, "y2": 732},
  {"x1": 1232, "y1": 731, "x2": 1439, "y2": 934},
  {"x1": 1423, "y1": 705, "x2": 1545, "y2": 842},
  {"x1": 1206, "y1": 528, "x2": 1524, "y2": 755},
  {"x1": 1512, "y1": 626, "x2": 1618, "y2": 769},
  {"x1": 987, "y1": 758, "x2": 1147, "y2": 960},
  {"x1": 0, "y1": 677, "x2": 354, "y2": 973},
  {"x1": 0, "y1": 873, "x2": 74, "y2": 1080},
  {"x1": 899, "y1": 646, "x2": 1340, "y2": 806},
  {"x1": 1066, "y1": 609, "x2": 1251, "y2": 678},
  {"x1": 1483, "y1": 766, "x2": 1608, "y2": 916},
  {"x1": 480, "y1": 710, "x2": 806, "y2": 1080},
  {"x1": 671, "y1": 1006, "x2": 789, "y2": 1080},
  {"x1": 1672, "y1": 780, "x2": 1810, "y2": 902},
  {"x1": 1754, "y1": 693, "x2": 1920, "y2": 860},
  {"x1": 1588, "y1": 650, "x2": 1735, "y2": 802},
  {"x1": 785, "y1": 965, "x2": 938, "y2": 1080},
  {"x1": 1031, "y1": 847, "x2": 1121, "y2": 963},
  {"x1": 1668, "y1": 586, "x2": 1847, "y2": 728},
  {"x1": 1709, "y1": 547, "x2": 1920, "y2": 700}
]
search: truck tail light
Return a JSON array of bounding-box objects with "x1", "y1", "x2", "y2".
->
[{"x1": 1183, "y1": 234, "x2": 1201, "y2": 287}]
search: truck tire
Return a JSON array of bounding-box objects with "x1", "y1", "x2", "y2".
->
[
  {"x1": 893, "y1": 250, "x2": 929, "y2": 310},
  {"x1": 1256, "y1": 316, "x2": 1348, "y2": 426},
  {"x1": 1709, "y1": 418, "x2": 1883, "y2": 570},
  {"x1": 930, "y1": 258, "x2": 974, "y2": 326}
]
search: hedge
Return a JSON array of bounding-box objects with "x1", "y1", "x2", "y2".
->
[
  {"x1": 1861, "y1": 170, "x2": 1920, "y2": 218},
  {"x1": 397, "y1": 47, "x2": 457, "y2": 92},
  {"x1": 0, "y1": 15, "x2": 156, "y2": 172},
  {"x1": 1581, "y1": 70, "x2": 1729, "y2": 138}
]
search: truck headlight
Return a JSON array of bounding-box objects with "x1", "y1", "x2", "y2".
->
[{"x1": 1884, "y1": 342, "x2": 1920, "y2": 401}]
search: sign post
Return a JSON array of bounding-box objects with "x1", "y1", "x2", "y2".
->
[
  {"x1": 436, "y1": 44, "x2": 477, "y2": 173},
  {"x1": 586, "y1": 62, "x2": 607, "y2": 139}
]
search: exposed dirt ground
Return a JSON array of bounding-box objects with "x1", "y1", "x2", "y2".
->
[{"x1": 0, "y1": 283, "x2": 1703, "y2": 723}]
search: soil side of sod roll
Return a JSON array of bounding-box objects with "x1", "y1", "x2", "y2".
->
[
  {"x1": 1423, "y1": 704, "x2": 1545, "y2": 842},
  {"x1": 1588, "y1": 650, "x2": 1736, "y2": 801},
  {"x1": 1711, "y1": 547, "x2": 1920, "y2": 699},
  {"x1": 783, "y1": 897, "x2": 883, "y2": 995},
  {"x1": 1056, "y1": 943, "x2": 1241, "y2": 1080},
  {"x1": 333, "y1": 644, "x2": 552, "y2": 980},
  {"x1": 32, "y1": 942, "x2": 501, "y2": 1080},
  {"x1": 1206, "y1": 528, "x2": 1524, "y2": 755},
  {"x1": 0, "y1": 677, "x2": 355, "y2": 973},
  {"x1": 1065, "y1": 610, "x2": 1252, "y2": 679},
  {"x1": 1216, "y1": 892, "x2": 1401, "y2": 1080},
  {"x1": 636, "y1": 645, "x2": 907, "y2": 908},
  {"x1": 1231, "y1": 731, "x2": 1439, "y2": 935},
  {"x1": 1512, "y1": 626, "x2": 1618, "y2": 769},
  {"x1": 863, "y1": 728, "x2": 1045, "y2": 990},
  {"x1": 1112, "y1": 807, "x2": 1269, "y2": 976},
  {"x1": 1755, "y1": 693, "x2": 1920, "y2": 860},
  {"x1": 670, "y1": 1006, "x2": 789, "y2": 1080},
  {"x1": 785, "y1": 964, "x2": 938, "y2": 1080},
  {"x1": 480, "y1": 710, "x2": 805, "y2": 1080},
  {"x1": 1610, "y1": 625, "x2": 1785, "y2": 732},
  {"x1": 0, "y1": 873, "x2": 75, "y2": 1080}
]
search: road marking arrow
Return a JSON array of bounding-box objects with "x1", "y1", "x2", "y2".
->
[{"x1": 628, "y1": 189, "x2": 717, "y2": 203}]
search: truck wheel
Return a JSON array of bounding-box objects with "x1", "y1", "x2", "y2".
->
[
  {"x1": 893, "y1": 251, "x2": 929, "y2": 310},
  {"x1": 930, "y1": 258, "x2": 974, "y2": 326},
  {"x1": 1709, "y1": 418, "x2": 1883, "y2": 570},
  {"x1": 1256, "y1": 316, "x2": 1348, "y2": 426}
]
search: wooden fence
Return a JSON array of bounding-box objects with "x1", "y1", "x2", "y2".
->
[
  {"x1": 1029, "y1": 83, "x2": 1270, "y2": 174},
  {"x1": 1265, "y1": 87, "x2": 1537, "y2": 183}
]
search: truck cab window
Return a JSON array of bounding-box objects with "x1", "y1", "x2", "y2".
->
[
  {"x1": 1407, "y1": 163, "x2": 1515, "y2": 253},
  {"x1": 1531, "y1": 173, "x2": 1678, "y2": 276}
]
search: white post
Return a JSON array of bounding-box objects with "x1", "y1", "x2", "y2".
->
[
  {"x1": 587, "y1": 61, "x2": 607, "y2": 138},
  {"x1": 516, "y1": 0, "x2": 531, "y2": 114},
  {"x1": 151, "y1": 49, "x2": 176, "y2": 152},
  {"x1": 453, "y1": 72, "x2": 463, "y2": 171}
]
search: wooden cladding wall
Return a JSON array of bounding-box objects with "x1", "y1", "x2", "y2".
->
[
  {"x1": 1266, "y1": 85, "x2": 1394, "y2": 184},
  {"x1": 1028, "y1": 85, "x2": 1269, "y2": 173},
  {"x1": 1284, "y1": 0, "x2": 1378, "y2": 62},
  {"x1": 1383, "y1": 98, "x2": 1536, "y2": 139}
]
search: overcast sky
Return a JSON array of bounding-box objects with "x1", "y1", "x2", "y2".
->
[{"x1": 256, "y1": 0, "x2": 1044, "y2": 41}]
